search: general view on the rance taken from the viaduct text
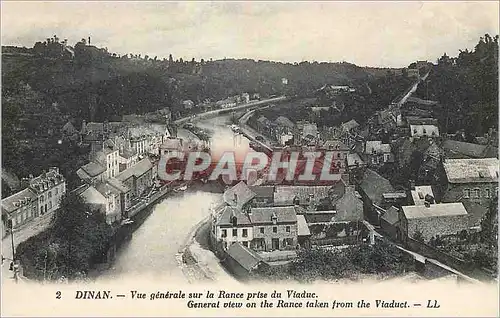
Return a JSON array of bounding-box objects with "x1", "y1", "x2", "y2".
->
[{"x1": 1, "y1": 2, "x2": 498, "y2": 297}]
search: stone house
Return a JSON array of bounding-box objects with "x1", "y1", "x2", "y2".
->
[
  {"x1": 250, "y1": 206, "x2": 298, "y2": 251},
  {"x1": 440, "y1": 158, "x2": 498, "y2": 206},
  {"x1": 116, "y1": 158, "x2": 153, "y2": 199},
  {"x1": 399, "y1": 202, "x2": 469, "y2": 243},
  {"x1": 364, "y1": 140, "x2": 395, "y2": 167}
]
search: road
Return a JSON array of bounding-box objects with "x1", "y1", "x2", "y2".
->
[{"x1": 1, "y1": 211, "x2": 55, "y2": 283}]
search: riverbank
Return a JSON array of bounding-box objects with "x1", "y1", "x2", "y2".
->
[{"x1": 178, "y1": 205, "x2": 237, "y2": 284}]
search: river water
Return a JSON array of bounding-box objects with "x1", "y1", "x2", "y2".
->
[{"x1": 99, "y1": 115, "x2": 252, "y2": 283}]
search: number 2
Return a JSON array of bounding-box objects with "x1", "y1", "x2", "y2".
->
[{"x1": 56, "y1": 291, "x2": 61, "y2": 299}]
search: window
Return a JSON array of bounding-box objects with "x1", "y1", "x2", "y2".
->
[
  {"x1": 222, "y1": 229, "x2": 227, "y2": 238},
  {"x1": 423, "y1": 128, "x2": 427, "y2": 134},
  {"x1": 485, "y1": 189, "x2": 491, "y2": 198},
  {"x1": 338, "y1": 161, "x2": 342, "y2": 168},
  {"x1": 55, "y1": 188, "x2": 58, "y2": 195},
  {"x1": 232, "y1": 229, "x2": 238, "y2": 237},
  {"x1": 463, "y1": 189, "x2": 470, "y2": 198},
  {"x1": 337, "y1": 153, "x2": 341, "y2": 158},
  {"x1": 273, "y1": 226, "x2": 277, "y2": 233},
  {"x1": 286, "y1": 226, "x2": 291, "y2": 233},
  {"x1": 48, "y1": 191, "x2": 52, "y2": 198},
  {"x1": 48, "y1": 201, "x2": 52, "y2": 209},
  {"x1": 473, "y1": 189, "x2": 480, "y2": 198},
  {"x1": 242, "y1": 229, "x2": 248, "y2": 237},
  {"x1": 260, "y1": 227, "x2": 264, "y2": 234}
]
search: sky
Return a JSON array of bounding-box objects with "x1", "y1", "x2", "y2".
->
[{"x1": 1, "y1": 1, "x2": 499, "y2": 67}]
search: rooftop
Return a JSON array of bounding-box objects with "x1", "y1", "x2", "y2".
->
[
  {"x1": 249, "y1": 186, "x2": 275, "y2": 198},
  {"x1": 274, "y1": 116, "x2": 295, "y2": 128},
  {"x1": 79, "y1": 162, "x2": 106, "y2": 177},
  {"x1": 323, "y1": 140, "x2": 349, "y2": 151},
  {"x1": 402, "y1": 202, "x2": 468, "y2": 219},
  {"x1": 443, "y1": 158, "x2": 499, "y2": 184},
  {"x1": 249, "y1": 206, "x2": 297, "y2": 224},
  {"x1": 442, "y1": 140, "x2": 498, "y2": 159},
  {"x1": 341, "y1": 119, "x2": 360, "y2": 132},
  {"x1": 79, "y1": 186, "x2": 107, "y2": 206},
  {"x1": 358, "y1": 169, "x2": 395, "y2": 206},
  {"x1": 116, "y1": 158, "x2": 153, "y2": 181},
  {"x1": 411, "y1": 185, "x2": 435, "y2": 205},
  {"x1": 1, "y1": 188, "x2": 37, "y2": 214},
  {"x1": 274, "y1": 185, "x2": 332, "y2": 205},
  {"x1": 225, "y1": 242, "x2": 264, "y2": 272},
  {"x1": 347, "y1": 153, "x2": 365, "y2": 167},
  {"x1": 223, "y1": 181, "x2": 256, "y2": 210},
  {"x1": 381, "y1": 206, "x2": 399, "y2": 225},
  {"x1": 216, "y1": 205, "x2": 252, "y2": 226}
]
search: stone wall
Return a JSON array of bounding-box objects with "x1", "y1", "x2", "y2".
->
[{"x1": 406, "y1": 214, "x2": 469, "y2": 241}]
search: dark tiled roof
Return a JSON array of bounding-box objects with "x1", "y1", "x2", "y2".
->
[
  {"x1": 442, "y1": 140, "x2": 498, "y2": 159},
  {"x1": 358, "y1": 169, "x2": 394, "y2": 206},
  {"x1": 80, "y1": 162, "x2": 106, "y2": 177},
  {"x1": 217, "y1": 206, "x2": 252, "y2": 226},
  {"x1": 249, "y1": 186, "x2": 275, "y2": 198},
  {"x1": 223, "y1": 182, "x2": 256, "y2": 210},
  {"x1": 116, "y1": 158, "x2": 153, "y2": 181},
  {"x1": 225, "y1": 242, "x2": 263, "y2": 272},
  {"x1": 250, "y1": 206, "x2": 297, "y2": 224}
]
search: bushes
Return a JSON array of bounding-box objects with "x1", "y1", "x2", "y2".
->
[
  {"x1": 257, "y1": 241, "x2": 415, "y2": 283},
  {"x1": 15, "y1": 193, "x2": 114, "y2": 281}
]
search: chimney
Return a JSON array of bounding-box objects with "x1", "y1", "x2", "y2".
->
[
  {"x1": 234, "y1": 193, "x2": 238, "y2": 203},
  {"x1": 88, "y1": 36, "x2": 91, "y2": 45}
]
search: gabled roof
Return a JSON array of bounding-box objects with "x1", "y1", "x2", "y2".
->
[
  {"x1": 62, "y1": 121, "x2": 77, "y2": 134},
  {"x1": 381, "y1": 206, "x2": 399, "y2": 225},
  {"x1": 79, "y1": 186, "x2": 107, "y2": 206},
  {"x1": 341, "y1": 119, "x2": 360, "y2": 131},
  {"x1": 225, "y1": 242, "x2": 264, "y2": 272},
  {"x1": 116, "y1": 158, "x2": 153, "y2": 181},
  {"x1": 402, "y1": 202, "x2": 468, "y2": 219},
  {"x1": 216, "y1": 205, "x2": 252, "y2": 226},
  {"x1": 79, "y1": 162, "x2": 106, "y2": 177},
  {"x1": 442, "y1": 140, "x2": 498, "y2": 159},
  {"x1": 443, "y1": 158, "x2": 499, "y2": 183},
  {"x1": 358, "y1": 169, "x2": 394, "y2": 206},
  {"x1": 223, "y1": 181, "x2": 256, "y2": 210},
  {"x1": 1, "y1": 188, "x2": 37, "y2": 213},
  {"x1": 250, "y1": 206, "x2": 297, "y2": 224},
  {"x1": 107, "y1": 177, "x2": 131, "y2": 193},
  {"x1": 347, "y1": 153, "x2": 365, "y2": 167},
  {"x1": 275, "y1": 116, "x2": 295, "y2": 128}
]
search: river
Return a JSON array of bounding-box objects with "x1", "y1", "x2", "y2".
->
[{"x1": 98, "y1": 115, "x2": 252, "y2": 283}]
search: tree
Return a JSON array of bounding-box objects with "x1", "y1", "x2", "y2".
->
[{"x1": 413, "y1": 230, "x2": 425, "y2": 243}]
